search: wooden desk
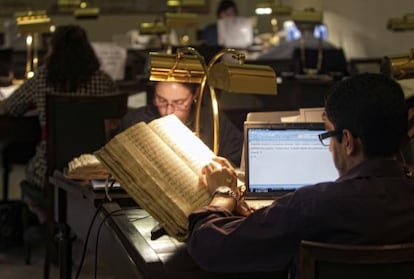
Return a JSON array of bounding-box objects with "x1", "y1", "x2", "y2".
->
[{"x1": 50, "y1": 171, "x2": 288, "y2": 279}]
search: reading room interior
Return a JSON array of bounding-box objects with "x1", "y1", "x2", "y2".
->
[{"x1": 0, "y1": 0, "x2": 414, "y2": 278}]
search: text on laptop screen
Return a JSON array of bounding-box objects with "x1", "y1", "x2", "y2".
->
[{"x1": 247, "y1": 125, "x2": 338, "y2": 192}]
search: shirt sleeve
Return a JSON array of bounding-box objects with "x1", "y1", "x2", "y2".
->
[
  {"x1": 187, "y1": 192, "x2": 305, "y2": 273},
  {"x1": 4, "y1": 76, "x2": 38, "y2": 116}
]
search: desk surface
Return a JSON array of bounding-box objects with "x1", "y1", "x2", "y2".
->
[{"x1": 51, "y1": 172, "x2": 288, "y2": 279}]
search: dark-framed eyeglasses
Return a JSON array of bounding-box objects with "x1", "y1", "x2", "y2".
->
[
  {"x1": 153, "y1": 95, "x2": 193, "y2": 111},
  {"x1": 318, "y1": 130, "x2": 342, "y2": 146}
]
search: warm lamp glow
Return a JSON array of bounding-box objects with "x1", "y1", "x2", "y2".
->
[
  {"x1": 15, "y1": 10, "x2": 52, "y2": 79},
  {"x1": 255, "y1": 2, "x2": 292, "y2": 16},
  {"x1": 15, "y1": 10, "x2": 52, "y2": 34},
  {"x1": 148, "y1": 48, "x2": 277, "y2": 154},
  {"x1": 149, "y1": 52, "x2": 205, "y2": 83},
  {"x1": 167, "y1": 0, "x2": 206, "y2": 7},
  {"x1": 139, "y1": 21, "x2": 168, "y2": 35}
]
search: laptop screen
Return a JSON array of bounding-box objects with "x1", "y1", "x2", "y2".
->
[{"x1": 245, "y1": 122, "x2": 338, "y2": 194}]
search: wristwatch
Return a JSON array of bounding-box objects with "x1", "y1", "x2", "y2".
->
[{"x1": 212, "y1": 186, "x2": 240, "y2": 207}]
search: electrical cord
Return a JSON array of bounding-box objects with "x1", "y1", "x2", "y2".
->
[
  {"x1": 93, "y1": 211, "x2": 150, "y2": 278},
  {"x1": 74, "y1": 178, "x2": 115, "y2": 279},
  {"x1": 93, "y1": 209, "x2": 123, "y2": 279}
]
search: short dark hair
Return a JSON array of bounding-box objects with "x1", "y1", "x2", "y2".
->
[
  {"x1": 216, "y1": 0, "x2": 238, "y2": 18},
  {"x1": 324, "y1": 73, "x2": 407, "y2": 158}
]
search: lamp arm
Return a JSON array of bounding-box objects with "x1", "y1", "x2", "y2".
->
[
  {"x1": 175, "y1": 47, "x2": 246, "y2": 155},
  {"x1": 177, "y1": 47, "x2": 220, "y2": 155},
  {"x1": 299, "y1": 34, "x2": 323, "y2": 75}
]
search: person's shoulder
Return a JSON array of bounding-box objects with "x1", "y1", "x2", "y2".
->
[
  {"x1": 292, "y1": 180, "x2": 340, "y2": 202},
  {"x1": 120, "y1": 105, "x2": 159, "y2": 128}
]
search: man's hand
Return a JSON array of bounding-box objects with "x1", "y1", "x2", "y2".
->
[{"x1": 201, "y1": 157, "x2": 237, "y2": 195}]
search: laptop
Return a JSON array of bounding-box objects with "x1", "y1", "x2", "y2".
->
[{"x1": 243, "y1": 122, "x2": 338, "y2": 202}]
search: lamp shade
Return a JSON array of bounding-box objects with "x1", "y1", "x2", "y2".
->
[
  {"x1": 387, "y1": 14, "x2": 414, "y2": 31},
  {"x1": 149, "y1": 52, "x2": 205, "y2": 83},
  {"x1": 166, "y1": 12, "x2": 198, "y2": 29},
  {"x1": 382, "y1": 49, "x2": 414, "y2": 80},
  {"x1": 167, "y1": 0, "x2": 206, "y2": 7},
  {"x1": 15, "y1": 10, "x2": 52, "y2": 34},
  {"x1": 256, "y1": 2, "x2": 292, "y2": 16},
  {"x1": 292, "y1": 8, "x2": 323, "y2": 31},
  {"x1": 139, "y1": 22, "x2": 168, "y2": 35},
  {"x1": 208, "y1": 62, "x2": 277, "y2": 95},
  {"x1": 74, "y1": 7, "x2": 100, "y2": 19}
]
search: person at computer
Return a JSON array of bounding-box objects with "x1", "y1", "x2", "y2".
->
[
  {"x1": 117, "y1": 81, "x2": 243, "y2": 167},
  {"x1": 186, "y1": 73, "x2": 414, "y2": 278},
  {"x1": 1, "y1": 25, "x2": 117, "y2": 229},
  {"x1": 200, "y1": 0, "x2": 238, "y2": 46}
]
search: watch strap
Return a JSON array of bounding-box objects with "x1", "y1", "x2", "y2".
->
[{"x1": 212, "y1": 186, "x2": 240, "y2": 208}]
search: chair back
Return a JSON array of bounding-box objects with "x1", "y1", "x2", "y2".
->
[
  {"x1": 300, "y1": 240, "x2": 414, "y2": 279},
  {"x1": 46, "y1": 93, "x2": 128, "y2": 174},
  {"x1": 43, "y1": 93, "x2": 128, "y2": 278}
]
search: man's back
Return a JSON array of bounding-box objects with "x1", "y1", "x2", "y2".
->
[{"x1": 291, "y1": 159, "x2": 414, "y2": 245}]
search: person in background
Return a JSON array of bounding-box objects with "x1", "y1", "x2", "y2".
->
[
  {"x1": 118, "y1": 81, "x2": 243, "y2": 167},
  {"x1": 200, "y1": 0, "x2": 238, "y2": 45},
  {"x1": 187, "y1": 73, "x2": 414, "y2": 278},
  {"x1": 1, "y1": 25, "x2": 117, "y2": 225}
]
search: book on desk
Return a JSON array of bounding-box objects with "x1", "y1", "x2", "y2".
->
[{"x1": 95, "y1": 114, "x2": 215, "y2": 241}]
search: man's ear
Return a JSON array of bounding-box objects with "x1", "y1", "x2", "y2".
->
[{"x1": 342, "y1": 129, "x2": 359, "y2": 155}]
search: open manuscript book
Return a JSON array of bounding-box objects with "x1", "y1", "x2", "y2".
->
[{"x1": 95, "y1": 114, "x2": 215, "y2": 241}]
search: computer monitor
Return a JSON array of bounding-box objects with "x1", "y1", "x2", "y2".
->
[
  {"x1": 217, "y1": 16, "x2": 254, "y2": 48},
  {"x1": 244, "y1": 122, "x2": 338, "y2": 195}
]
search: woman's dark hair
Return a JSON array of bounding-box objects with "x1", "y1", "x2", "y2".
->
[
  {"x1": 45, "y1": 25, "x2": 100, "y2": 91},
  {"x1": 216, "y1": 0, "x2": 238, "y2": 18},
  {"x1": 153, "y1": 81, "x2": 199, "y2": 96},
  {"x1": 324, "y1": 73, "x2": 408, "y2": 158}
]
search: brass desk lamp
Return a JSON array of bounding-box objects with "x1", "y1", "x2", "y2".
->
[
  {"x1": 149, "y1": 48, "x2": 277, "y2": 154},
  {"x1": 140, "y1": 21, "x2": 169, "y2": 35},
  {"x1": 167, "y1": 0, "x2": 206, "y2": 9},
  {"x1": 165, "y1": 12, "x2": 198, "y2": 45},
  {"x1": 74, "y1": 1, "x2": 100, "y2": 20},
  {"x1": 381, "y1": 48, "x2": 414, "y2": 80},
  {"x1": 387, "y1": 14, "x2": 414, "y2": 32},
  {"x1": 15, "y1": 10, "x2": 53, "y2": 79},
  {"x1": 292, "y1": 8, "x2": 324, "y2": 75},
  {"x1": 255, "y1": 0, "x2": 292, "y2": 45},
  {"x1": 139, "y1": 14, "x2": 197, "y2": 50}
]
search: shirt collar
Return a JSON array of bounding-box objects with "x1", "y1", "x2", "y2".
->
[{"x1": 336, "y1": 158, "x2": 408, "y2": 182}]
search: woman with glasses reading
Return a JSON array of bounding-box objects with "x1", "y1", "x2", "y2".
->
[{"x1": 117, "y1": 81, "x2": 243, "y2": 166}]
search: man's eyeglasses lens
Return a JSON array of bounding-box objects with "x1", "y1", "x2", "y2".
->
[{"x1": 318, "y1": 130, "x2": 340, "y2": 146}]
